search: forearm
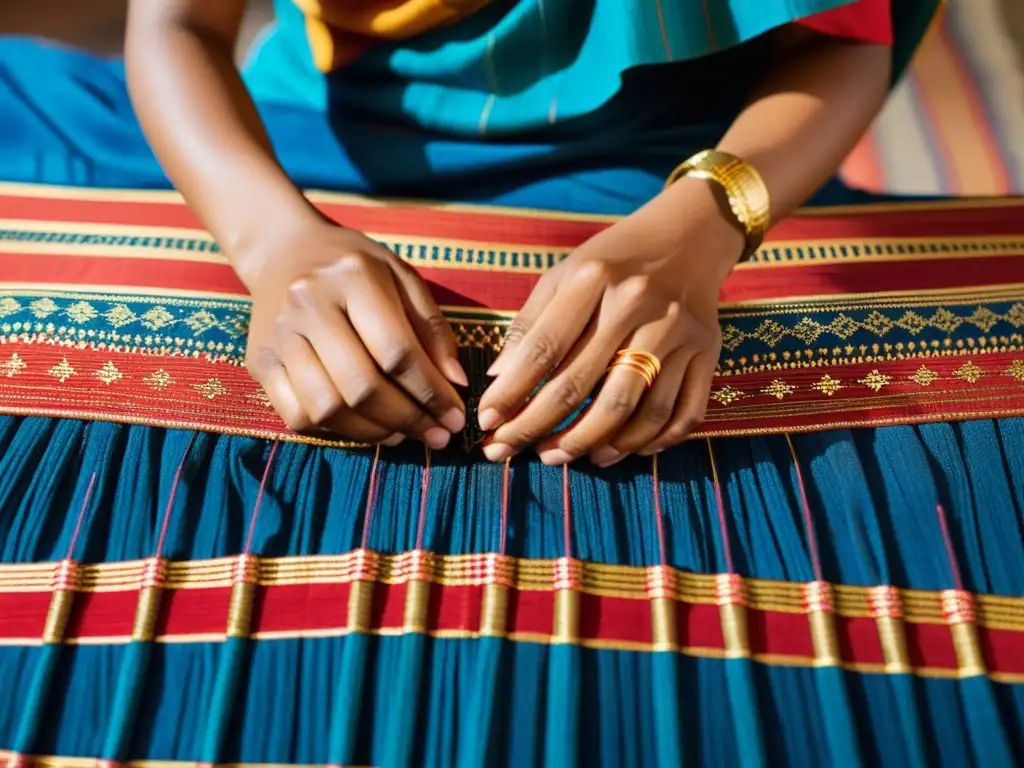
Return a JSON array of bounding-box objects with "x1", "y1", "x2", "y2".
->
[
  {"x1": 716, "y1": 32, "x2": 892, "y2": 220},
  {"x1": 651, "y1": 32, "x2": 892, "y2": 268},
  {"x1": 125, "y1": 1, "x2": 318, "y2": 285}
]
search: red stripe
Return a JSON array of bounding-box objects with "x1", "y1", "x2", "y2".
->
[
  {"x1": 4, "y1": 249, "x2": 1023, "y2": 311},
  {"x1": 1, "y1": 581, "x2": 1020, "y2": 675},
  {"x1": 2, "y1": 193, "x2": 1022, "y2": 245}
]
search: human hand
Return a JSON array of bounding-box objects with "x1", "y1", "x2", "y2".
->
[
  {"x1": 477, "y1": 180, "x2": 745, "y2": 466},
  {"x1": 242, "y1": 220, "x2": 467, "y2": 448}
]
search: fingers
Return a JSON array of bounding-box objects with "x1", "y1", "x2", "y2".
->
[
  {"x1": 639, "y1": 349, "x2": 718, "y2": 456},
  {"x1": 483, "y1": 323, "x2": 617, "y2": 461},
  {"x1": 486, "y1": 272, "x2": 558, "y2": 378},
  {"x1": 587, "y1": 350, "x2": 691, "y2": 467},
  {"x1": 478, "y1": 269, "x2": 605, "y2": 432},
  {"x1": 389, "y1": 258, "x2": 468, "y2": 387},
  {"x1": 337, "y1": 259, "x2": 465, "y2": 434},
  {"x1": 298, "y1": 307, "x2": 453, "y2": 450},
  {"x1": 253, "y1": 355, "x2": 393, "y2": 444},
  {"x1": 534, "y1": 361, "x2": 650, "y2": 465}
]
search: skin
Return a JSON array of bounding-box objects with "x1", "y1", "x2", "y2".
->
[{"x1": 125, "y1": 3, "x2": 892, "y2": 462}]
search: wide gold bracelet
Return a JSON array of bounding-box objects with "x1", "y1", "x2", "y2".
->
[{"x1": 665, "y1": 149, "x2": 771, "y2": 262}]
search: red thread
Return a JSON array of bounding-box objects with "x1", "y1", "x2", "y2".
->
[
  {"x1": 243, "y1": 441, "x2": 279, "y2": 556},
  {"x1": 652, "y1": 454, "x2": 668, "y2": 566},
  {"x1": 65, "y1": 472, "x2": 97, "y2": 560},
  {"x1": 787, "y1": 435, "x2": 823, "y2": 583},
  {"x1": 154, "y1": 432, "x2": 197, "y2": 558},
  {"x1": 935, "y1": 504, "x2": 965, "y2": 591},
  {"x1": 360, "y1": 445, "x2": 382, "y2": 551},
  {"x1": 415, "y1": 447, "x2": 431, "y2": 551},
  {"x1": 705, "y1": 440, "x2": 735, "y2": 575},
  {"x1": 500, "y1": 457, "x2": 511, "y2": 556},
  {"x1": 562, "y1": 463, "x2": 572, "y2": 559}
]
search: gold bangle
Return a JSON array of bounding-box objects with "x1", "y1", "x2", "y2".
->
[{"x1": 665, "y1": 149, "x2": 770, "y2": 262}]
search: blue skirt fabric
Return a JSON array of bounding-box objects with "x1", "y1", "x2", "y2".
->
[{"x1": 1, "y1": 36, "x2": 1023, "y2": 768}]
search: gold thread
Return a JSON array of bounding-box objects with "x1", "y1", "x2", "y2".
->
[
  {"x1": 480, "y1": 583, "x2": 509, "y2": 638},
  {"x1": 650, "y1": 597, "x2": 678, "y2": 652},
  {"x1": 552, "y1": 590, "x2": 580, "y2": 645},
  {"x1": 950, "y1": 623, "x2": 987, "y2": 678},
  {"x1": 42, "y1": 559, "x2": 78, "y2": 644},
  {"x1": 131, "y1": 587, "x2": 163, "y2": 642},
  {"x1": 716, "y1": 574, "x2": 751, "y2": 658},
  {"x1": 347, "y1": 581, "x2": 374, "y2": 634}
]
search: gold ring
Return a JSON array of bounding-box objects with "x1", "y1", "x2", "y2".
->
[{"x1": 606, "y1": 349, "x2": 661, "y2": 389}]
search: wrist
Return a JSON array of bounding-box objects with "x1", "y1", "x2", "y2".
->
[
  {"x1": 647, "y1": 176, "x2": 748, "y2": 279},
  {"x1": 223, "y1": 203, "x2": 327, "y2": 289}
]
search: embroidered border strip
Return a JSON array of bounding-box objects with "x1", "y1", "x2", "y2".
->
[{"x1": 1, "y1": 184, "x2": 1022, "y2": 444}]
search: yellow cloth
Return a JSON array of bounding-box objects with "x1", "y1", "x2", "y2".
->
[{"x1": 294, "y1": 0, "x2": 495, "y2": 71}]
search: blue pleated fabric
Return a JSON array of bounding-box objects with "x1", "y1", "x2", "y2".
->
[
  {"x1": 1, "y1": 28, "x2": 1023, "y2": 767},
  {"x1": 0, "y1": 421, "x2": 1023, "y2": 766}
]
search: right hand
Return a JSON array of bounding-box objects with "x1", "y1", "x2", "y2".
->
[{"x1": 241, "y1": 220, "x2": 468, "y2": 449}]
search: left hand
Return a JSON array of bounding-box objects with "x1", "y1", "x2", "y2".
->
[{"x1": 477, "y1": 179, "x2": 745, "y2": 466}]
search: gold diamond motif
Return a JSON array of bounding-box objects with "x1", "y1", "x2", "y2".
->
[
  {"x1": 953, "y1": 361, "x2": 983, "y2": 384},
  {"x1": 1007, "y1": 303, "x2": 1024, "y2": 328},
  {"x1": 895, "y1": 311, "x2": 928, "y2": 335},
  {"x1": 968, "y1": 307, "x2": 1000, "y2": 332},
  {"x1": 858, "y1": 370, "x2": 892, "y2": 392},
  {"x1": 761, "y1": 379, "x2": 795, "y2": 400},
  {"x1": 929, "y1": 308, "x2": 962, "y2": 334},
  {"x1": 909, "y1": 365, "x2": 939, "y2": 387},
  {"x1": 104, "y1": 304, "x2": 137, "y2": 328},
  {"x1": 94, "y1": 361, "x2": 123, "y2": 385},
  {"x1": 48, "y1": 357, "x2": 76, "y2": 383},
  {"x1": 193, "y1": 378, "x2": 228, "y2": 399},
  {"x1": 720, "y1": 324, "x2": 744, "y2": 352},
  {"x1": 0, "y1": 297, "x2": 22, "y2": 318},
  {"x1": 144, "y1": 369, "x2": 173, "y2": 390},
  {"x1": 141, "y1": 307, "x2": 175, "y2": 330},
  {"x1": 29, "y1": 298, "x2": 59, "y2": 318},
  {"x1": 861, "y1": 311, "x2": 894, "y2": 336},
  {"x1": 65, "y1": 300, "x2": 98, "y2": 324},
  {"x1": 811, "y1": 374, "x2": 843, "y2": 396},
  {"x1": 709, "y1": 385, "x2": 743, "y2": 405},
  {"x1": 1, "y1": 353, "x2": 26, "y2": 377},
  {"x1": 1006, "y1": 360, "x2": 1024, "y2": 382},
  {"x1": 752, "y1": 320, "x2": 787, "y2": 347},
  {"x1": 792, "y1": 318, "x2": 824, "y2": 345},
  {"x1": 185, "y1": 310, "x2": 218, "y2": 334},
  {"x1": 829, "y1": 314, "x2": 859, "y2": 339}
]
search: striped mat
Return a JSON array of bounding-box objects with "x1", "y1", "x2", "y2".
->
[{"x1": 842, "y1": 0, "x2": 1024, "y2": 196}]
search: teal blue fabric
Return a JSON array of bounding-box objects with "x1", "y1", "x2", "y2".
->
[{"x1": 247, "y1": 0, "x2": 937, "y2": 135}]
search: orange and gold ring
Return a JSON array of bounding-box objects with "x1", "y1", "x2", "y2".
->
[{"x1": 606, "y1": 350, "x2": 662, "y2": 389}]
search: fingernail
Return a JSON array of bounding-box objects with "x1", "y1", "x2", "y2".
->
[
  {"x1": 479, "y1": 408, "x2": 502, "y2": 431},
  {"x1": 443, "y1": 359, "x2": 469, "y2": 387},
  {"x1": 440, "y1": 407, "x2": 465, "y2": 433},
  {"x1": 382, "y1": 433, "x2": 406, "y2": 447},
  {"x1": 423, "y1": 427, "x2": 451, "y2": 450},
  {"x1": 482, "y1": 442, "x2": 515, "y2": 462},
  {"x1": 590, "y1": 446, "x2": 622, "y2": 467},
  {"x1": 538, "y1": 448, "x2": 574, "y2": 466}
]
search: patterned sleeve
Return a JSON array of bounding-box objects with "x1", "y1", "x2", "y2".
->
[{"x1": 795, "y1": 0, "x2": 894, "y2": 45}]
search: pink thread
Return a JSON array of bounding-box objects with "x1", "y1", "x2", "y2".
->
[
  {"x1": 360, "y1": 446, "x2": 382, "y2": 551},
  {"x1": 65, "y1": 472, "x2": 97, "y2": 560},
  {"x1": 415, "y1": 447, "x2": 431, "y2": 551},
  {"x1": 935, "y1": 504, "x2": 965, "y2": 591},
  {"x1": 787, "y1": 436, "x2": 824, "y2": 583},
  {"x1": 154, "y1": 432, "x2": 197, "y2": 558},
  {"x1": 243, "y1": 441, "x2": 279, "y2": 555},
  {"x1": 706, "y1": 440, "x2": 735, "y2": 575}
]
